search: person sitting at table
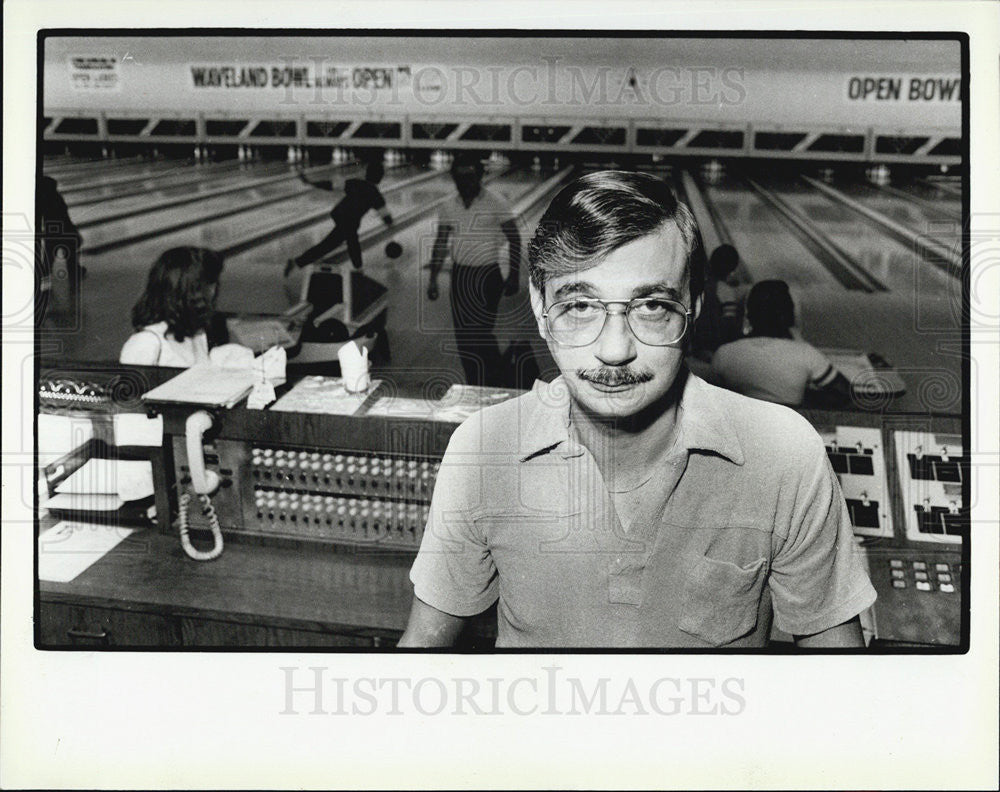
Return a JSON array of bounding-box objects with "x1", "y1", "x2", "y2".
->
[
  {"x1": 711, "y1": 279, "x2": 852, "y2": 407},
  {"x1": 120, "y1": 247, "x2": 227, "y2": 367}
]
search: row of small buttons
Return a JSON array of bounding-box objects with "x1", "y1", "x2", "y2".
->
[{"x1": 887, "y1": 558, "x2": 959, "y2": 593}]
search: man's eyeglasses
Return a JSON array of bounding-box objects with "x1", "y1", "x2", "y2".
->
[{"x1": 542, "y1": 297, "x2": 692, "y2": 347}]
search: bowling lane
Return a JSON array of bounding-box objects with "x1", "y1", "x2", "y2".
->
[
  {"x1": 79, "y1": 166, "x2": 360, "y2": 249},
  {"x1": 897, "y1": 179, "x2": 963, "y2": 213},
  {"x1": 69, "y1": 161, "x2": 296, "y2": 224},
  {"x1": 830, "y1": 180, "x2": 961, "y2": 225},
  {"x1": 763, "y1": 176, "x2": 955, "y2": 294},
  {"x1": 62, "y1": 160, "x2": 258, "y2": 203},
  {"x1": 83, "y1": 165, "x2": 424, "y2": 269},
  {"x1": 44, "y1": 156, "x2": 193, "y2": 186},
  {"x1": 699, "y1": 175, "x2": 843, "y2": 289}
]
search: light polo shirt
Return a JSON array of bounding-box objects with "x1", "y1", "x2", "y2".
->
[
  {"x1": 437, "y1": 187, "x2": 515, "y2": 268},
  {"x1": 409, "y1": 371, "x2": 876, "y2": 648},
  {"x1": 712, "y1": 336, "x2": 839, "y2": 407}
]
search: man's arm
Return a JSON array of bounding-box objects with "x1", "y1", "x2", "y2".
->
[
  {"x1": 397, "y1": 596, "x2": 469, "y2": 647},
  {"x1": 426, "y1": 222, "x2": 453, "y2": 300},
  {"x1": 793, "y1": 615, "x2": 866, "y2": 648},
  {"x1": 298, "y1": 169, "x2": 334, "y2": 191},
  {"x1": 501, "y1": 218, "x2": 521, "y2": 295}
]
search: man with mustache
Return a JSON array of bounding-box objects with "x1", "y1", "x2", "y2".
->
[{"x1": 400, "y1": 170, "x2": 875, "y2": 648}]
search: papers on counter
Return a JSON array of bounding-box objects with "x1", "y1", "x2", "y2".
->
[
  {"x1": 38, "y1": 521, "x2": 136, "y2": 583},
  {"x1": 362, "y1": 384, "x2": 517, "y2": 423},
  {"x1": 270, "y1": 375, "x2": 381, "y2": 415},
  {"x1": 142, "y1": 363, "x2": 257, "y2": 408}
]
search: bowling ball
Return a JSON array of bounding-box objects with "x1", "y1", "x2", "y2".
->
[{"x1": 384, "y1": 241, "x2": 403, "y2": 259}]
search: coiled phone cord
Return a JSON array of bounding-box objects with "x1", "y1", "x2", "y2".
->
[{"x1": 178, "y1": 489, "x2": 224, "y2": 561}]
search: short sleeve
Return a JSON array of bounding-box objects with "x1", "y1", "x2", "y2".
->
[
  {"x1": 119, "y1": 331, "x2": 160, "y2": 366},
  {"x1": 409, "y1": 420, "x2": 499, "y2": 617},
  {"x1": 801, "y1": 342, "x2": 837, "y2": 387},
  {"x1": 768, "y1": 435, "x2": 877, "y2": 636}
]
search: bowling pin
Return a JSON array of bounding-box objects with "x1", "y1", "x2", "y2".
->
[
  {"x1": 287, "y1": 146, "x2": 295, "y2": 163},
  {"x1": 193, "y1": 145, "x2": 201, "y2": 163},
  {"x1": 531, "y1": 155, "x2": 541, "y2": 172}
]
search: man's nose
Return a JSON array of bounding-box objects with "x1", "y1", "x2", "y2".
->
[{"x1": 595, "y1": 311, "x2": 637, "y2": 365}]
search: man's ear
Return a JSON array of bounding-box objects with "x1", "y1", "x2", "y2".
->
[
  {"x1": 529, "y1": 282, "x2": 547, "y2": 337},
  {"x1": 692, "y1": 293, "x2": 703, "y2": 322}
]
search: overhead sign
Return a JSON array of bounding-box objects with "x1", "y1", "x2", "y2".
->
[
  {"x1": 189, "y1": 64, "x2": 410, "y2": 92},
  {"x1": 69, "y1": 55, "x2": 120, "y2": 91},
  {"x1": 847, "y1": 75, "x2": 961, "y2": 101}
]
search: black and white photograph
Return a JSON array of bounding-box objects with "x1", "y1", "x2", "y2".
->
[{"x1": 3, "y1": 0, "x2": 998, "y2": 789}]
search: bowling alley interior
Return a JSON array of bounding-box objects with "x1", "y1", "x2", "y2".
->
[{"x1": 35, "y1": 34, "x2": 969, "y2": 649}]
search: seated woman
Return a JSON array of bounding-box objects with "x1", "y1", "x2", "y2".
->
[
  {"x1": 711, "y1": 279, "x2": 852, "y2": 407},
  {"x1": 120, "y1": 247, "x2": 225, "y2": 367}
]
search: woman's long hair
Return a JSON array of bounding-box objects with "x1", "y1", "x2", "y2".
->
[{"x1": 131, "y1": 247, "x2": 224, "y2": 342}]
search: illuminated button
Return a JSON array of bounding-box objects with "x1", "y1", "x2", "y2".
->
[
  {"x1": 939, "y1": 583, "x2": 955, "y2": 593},
  {"x1": 935, "y1": 563, "x2": 950, "y2": 572},
  {"x1": 915, "y1": 581, "x2": 931, "y2": 591},
  {"x1": 263, "y1": 448, "x2": 273, "y2": 457},
  {"x1": 913, "y1": 561, "x2": 927, "y2": 571},
  {"x1": 890, "y1": 569, "x2": 904, "y2": 579},
  {"x1": 889, "y1": 559, "x2": 903, "y2": 568},
  {"x1": 892, "y1": 580, "x2": 906, "y2": 589},
  {"x1": 914, "y1": 571, "x2": 928, "y2": 581},
  {"x1": 937, "y1": 573, "x2": 952, "y2": 583}
]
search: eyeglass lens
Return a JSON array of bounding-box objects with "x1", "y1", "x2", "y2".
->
[{"x1": 546, "y1": 299, "x2": 687, "y2": 346}]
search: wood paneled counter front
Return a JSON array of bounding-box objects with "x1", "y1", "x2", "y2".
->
[{"x1": 38, "y1": 528, "x2": 420, "y2": 649}]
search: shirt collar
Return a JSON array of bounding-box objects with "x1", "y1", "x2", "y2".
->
[{"x1": 518, "y1": 370, "x2": 745, "y2": 466}]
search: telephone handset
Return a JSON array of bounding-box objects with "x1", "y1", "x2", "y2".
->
[{"x1": 178, "y1": 410, "x2": 224, "y2": 561}]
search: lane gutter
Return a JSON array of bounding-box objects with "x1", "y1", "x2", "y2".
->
[
  {"x1": 802, "y1": 175, "x2": 961, "y2": 279},
  {"x1": 744, "y1": 177, "x2": 888, "y2": 293}
]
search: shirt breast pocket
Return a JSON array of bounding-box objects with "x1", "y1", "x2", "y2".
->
[{"x1": 678, "y1": 552, "x2": 768, "y2": 646}]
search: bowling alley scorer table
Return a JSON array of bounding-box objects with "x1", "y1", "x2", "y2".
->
[{"x1": 36, "y1": 363, "x2": 964, "y2": 649}]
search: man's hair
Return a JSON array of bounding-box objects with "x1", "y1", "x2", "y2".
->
[
  {"x1": 746, "y1": 279, "x2": 795, "y2": 339},
  {"x1": 451, "y1": 151, "x2": 485, "y2": 177},
  {"x1": 709, "y1": 244, "x2": 739, "y2": 279},
  {"x1": 131, "y1": 247, "x2": 224, "y2": 341},
  {"x1": 365, "y1": 161, "x2": 385, "y2": 183},
  {"x1": 528, "y1": 170, "x2": 703, "y2": 302}
]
